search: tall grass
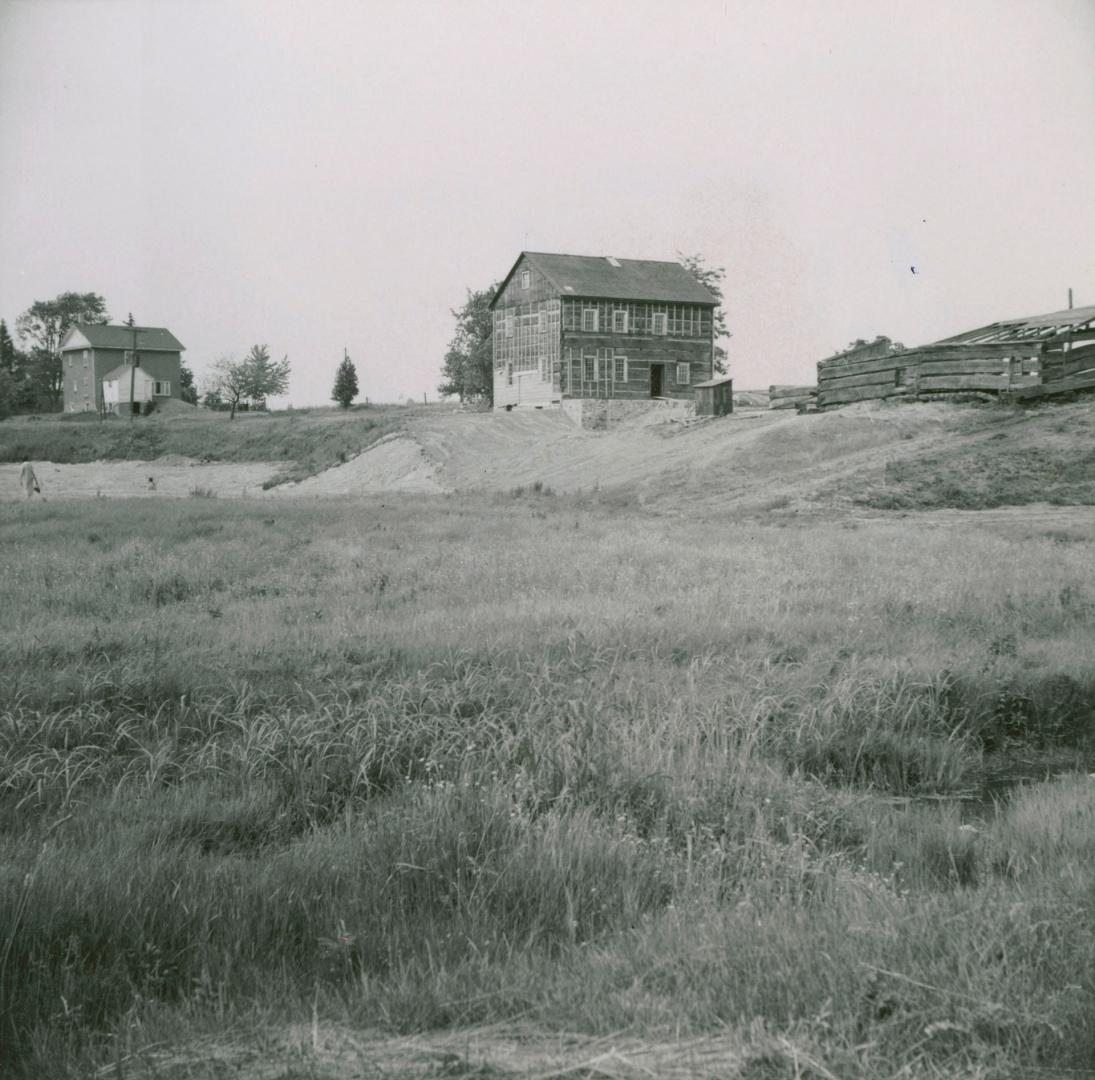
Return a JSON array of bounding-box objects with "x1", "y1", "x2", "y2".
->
[{"x1": 2, "y1": 495, "x2": 1094, "y2": 1075}]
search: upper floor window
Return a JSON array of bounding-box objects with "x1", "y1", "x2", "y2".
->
[
  {"x1": 612, "y1": 309, "x2": 628, "y2": 333},
  {"x1": 520, "y1": 269, "x2": 531, "y2": 289},
  {"x1": 581, "y1": 307, "x2": 599, "y2": 332},
  {"x1": 652, "y1": 312, "x2": 667, "y2": 336}
]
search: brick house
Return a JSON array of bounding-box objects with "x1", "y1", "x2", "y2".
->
[
  {"x1": 58, "y1": 324, "x2": 185, "y2": 413},
  {"x1": 490, "y1": 252, "x2": 717, "y2": 412}
]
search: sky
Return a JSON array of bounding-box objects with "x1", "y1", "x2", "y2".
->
[{"x1": 2, "y1": 0, "x2": 1094, "y2": 404}]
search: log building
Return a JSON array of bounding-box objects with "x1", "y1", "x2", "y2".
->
[
  {"x1": 490, "y1": 252, "x2": 717, "y2": 412},
  {"x1": 817, "y1": 307, "x2": 1095, "y2": 408}
]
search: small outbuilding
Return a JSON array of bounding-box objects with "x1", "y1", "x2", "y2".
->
[{"x1": 693, "y1": 376, "x2": 734, "y2": 417}]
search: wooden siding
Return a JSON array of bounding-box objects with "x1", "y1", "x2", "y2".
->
[
  {"x1": 64, "y1": 348, "x2": 182, "y2": 412},
  {"x1": 561, "y1": 298, "x2": 711, "y2": 339},
  {"x1": 560, "y1": 333, "x2": 711, "y2": 400},
  {"x1": 493, "y1": 256, "x2": 562, "y2": 409}
]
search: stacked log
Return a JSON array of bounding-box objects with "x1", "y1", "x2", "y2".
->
[
  {"x1": 768, "y1": 385, "x2": 817, "y2": 410},
  {"x1": 816, "y1": 340, "x2": 908, "y2": 408},
  {"x1": 817, "y1": 342, "x2": 1046, "y2": 408}
]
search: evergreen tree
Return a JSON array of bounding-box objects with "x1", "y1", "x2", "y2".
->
[{"x1": 331, "y1": 351, "x2": 359, "y2": 409}]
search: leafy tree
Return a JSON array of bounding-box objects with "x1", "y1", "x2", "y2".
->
[
  {"x1": 209, "y1": 346, "x2": 291, "y2": 419},
  {"x1": 0, "y1": 320, "x2": 15, "y2": 374},
  {"x1": 179, "y1": 362, "x2": 199, "y2": 405},
  {"x1": 245, "y1": 344, "x2": 290, "y2": 408},
  {"x1": 209, "y1": 356, "x2": 252, "y2": 419},
  {"x1": 15, "y1": 292, "x2": 110, "y2": 409},
  {"x1": 331, "y1": 352, "x2": 359, "y2": 408},
  {"x1": 678, "y1": 254, "x2": 731, "y2": 375},
  {"x1": 438, "y1": 284, "x2": 497, "y2": 404}
]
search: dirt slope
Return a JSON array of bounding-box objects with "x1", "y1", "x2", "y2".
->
[{"x1": 8, "y1": 399, "x2": 1095, "y2": 511}]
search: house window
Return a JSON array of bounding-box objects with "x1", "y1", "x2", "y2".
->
[
  {"x1": 583, "y1": 352, "x2": 597, "y2": 381},
  {"x1": 613, "y1": 354, "x2": 628, "y2": 382},
  {"x1": 68, "y1": 356, "x2": 73, "y2": 368},
  {"x1": 612, "y1": 309, "x2": 628, "y2": 333},
  {"x1": 505, "y1": 314, "x2": 515, "y2": 338},
  {"x1": 676, "y1": 363, "x2": 690, "y2": 385},
  {"x1": 894, "y1": 368, "x2": 906, "y2": 387},
  {"x1": 539, "y1": 310, "x2": 547, "y2": 334},
  {"x1": 520, "y1": 269, "x2": 531, "y2": 289},
  {"x1": 153, "y1": 380, "x2": 171, "y2": 396},
  {"x1": 581, "y1": 307, "x2": 599, "y2": 332},
  {"x1": 652, "y1": 312, "x2": 667, "y2": 336}
]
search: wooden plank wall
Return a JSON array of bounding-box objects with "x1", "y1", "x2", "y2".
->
[{"x1": 817, "y1": 342, "x2": 1044, "y2": 408}]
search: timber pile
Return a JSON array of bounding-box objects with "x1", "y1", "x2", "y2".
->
[
  {"x1": 817, "y1": 342, "x2": 1044, "y2": 408},
  {"x1": 768, "y1": 385, "x2": 817, "y2": 410}
]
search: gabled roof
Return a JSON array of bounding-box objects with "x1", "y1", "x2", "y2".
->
[
  {"x1": 102, "y1": 363, "x2": 156, "y2": 383},
  {"x1": 491, "y1": 251, "x2": 717, "y2": 307},
  {"x1": 60, "y1": 324, "x2": 185, "y2": 352},
  {"x1": 935, "y1": 304, "x2": 1095, "y2": 346}
]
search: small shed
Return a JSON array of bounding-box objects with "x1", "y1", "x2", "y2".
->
[
  {"x1": 693, "y1": 376, "x2": 734, "y2": 417},
  {"x1": 102, "y1": 364, "x2": 157, "y2": 414}
]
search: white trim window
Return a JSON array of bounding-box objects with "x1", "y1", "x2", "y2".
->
[
  {"x1": 153, "y1": 380, "x2": 171, "y2": 396},
  {"x1": 676, "y1": 363, "x2": 690, "y2": 385},
  {"x1": 652, "y1": 312, "x2": 667, "y2": 336},
  {"x1": 612, "y1": 308, "x2": 628, "y2": 334},
  {"x1": 505, "y1": 313, "x2": 515, "y2": 338},
  {"x1": 613, "y1": 354, "x2": 628, "y2": 382},
  {"x1": 581, "y1": 307, "x2": 599, "y2": 332},
  {"x1": 520, "y1": 269, "x2": 531, "y2": 289},
  {"x1": 582, "y1": 352, "x2": 597, "y2": 381},
  {"x1": 539, "y1": 310, "x2": 547, "y2": 334}
]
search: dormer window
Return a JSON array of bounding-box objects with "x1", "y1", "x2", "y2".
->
[
  {"x1": 520, "y1": 269, "x2": 531, "y2": 289},
  {"x1": 581, "y1": 307, "x2": 599, "y2": 332},
  {"x1": 652, "y1": 312, "x2": 667, "y2": 336},
  {"x1": 612, "y1": 309, "x2": 628, "y2": 333}
]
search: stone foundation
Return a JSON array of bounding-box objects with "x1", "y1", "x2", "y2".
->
[{"x1": 561, "y1": 398, "x2": 695, "y2": 430}]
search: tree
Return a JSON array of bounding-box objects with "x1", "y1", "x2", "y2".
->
[
  {"x1": 331, "y1": 351, "x2": 359, "y2": 408},
  {"x1": 678, "y1": 254, "x2": 731, "y2": 375},
  {"x1": 245, "y1": 344, "x2": 290, "y2": 408},
  {"x1": 438, "y1": 283, "x2": 497, "y2": 404},
  {"x1": 209, "y1": 356, "x2": 252, "y2": 419},
  {"x1": 179, "y1": 362, "x2": 199, "y2": 405},
  {"x1": 15, "y1": 292, "x2": 110, "y2": 409},
  {"x1": 208, "y1": 345, "x2": 291, "y2": 419},
  {"x1": 0, "y1": 320, "x2": 33, "y2": 416}
]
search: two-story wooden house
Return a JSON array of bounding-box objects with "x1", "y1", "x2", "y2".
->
[
  {"x1": 490, "y1": 252, "x2": 717, "y2": 412},
  {"x1": 59, "y1": 324, "x2": 185, "y2": 413}
]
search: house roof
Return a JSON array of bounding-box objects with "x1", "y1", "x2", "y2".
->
[
  {"x1": 61, "y1": 324, "x2": 185, "y2": 352},
  {"x1": 935, "y1": 304, "x2": 1095, "y2": 346},
  {"x1": 102, "y1": 363, "x2": 155, "y2": 383},
  {"x1": 693, "y1": 376, "x2": 734, "y2": 388},
  {"x1": 492, "y1": 252, "x2": 718, "y2": 307}
]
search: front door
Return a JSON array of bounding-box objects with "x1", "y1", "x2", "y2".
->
[{"x1": 650, "y1": 363, "x2": 664, "y2": 398}]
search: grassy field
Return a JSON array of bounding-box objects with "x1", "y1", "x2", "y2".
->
[{"x1": 2, "y1": 491, "x2": 1095, "y2": 1077}]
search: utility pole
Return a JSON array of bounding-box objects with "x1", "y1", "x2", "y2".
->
[
  {"x1": 1068, "y1": 287, "x2": 1074, "y2": 310},
  {"x1": 129, "y1": 321, "x2": 138, "y2": 422}
]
